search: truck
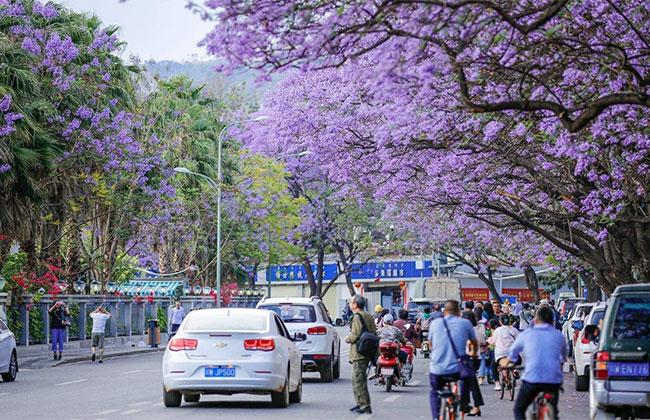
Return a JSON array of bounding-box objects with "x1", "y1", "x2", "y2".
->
[{"x1": 407, "y1": 277, "x2": 462, "y2": 322}]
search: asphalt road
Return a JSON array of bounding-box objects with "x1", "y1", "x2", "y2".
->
[{"x1": 1, "y1": 327, "x2": 590, "y2": 420}]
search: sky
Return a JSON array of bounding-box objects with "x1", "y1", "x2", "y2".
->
[{"x1": 62, "y1": 0, "x2": 214, "y2": 62}]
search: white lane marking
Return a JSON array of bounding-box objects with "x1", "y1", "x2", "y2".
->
[
  {"x1": 355, "y1": 414, "x2": 373, "y2": 420},
  {"x1": 151, "y1": 402, "x2": 164, "y2": 407},
  {"x1": 94, "y1": 410, "x2": 118, "y2": 416},
  {"x1": 128, "y1": 401, "x2": 152, "y2": 407},
  {"x1": 120, "y1": 370, "x2": 143, "y2": 375},
  {"x1": 0, "y1": 392, "x2": 10, "y2": 397},
  {"x1": 120, "y1": 409, "x2": 144, "y2": 415},
  {"x1": 55, "y1": 379, "x2": 87, "y2": 386},
  {"x1": 410, "y1": 380, "x2": 421, "y2": 386},
  {"x1": 384, "y1": 394, "x2": 402, "y2": 402}
]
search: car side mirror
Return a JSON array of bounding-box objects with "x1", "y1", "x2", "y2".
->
[
  {"x1": 583, "y1": 325, "x2": 600, "y2": 342},
  {"x1": 572, "y1": 320, "x2": 584, "y2": 331},
  {"x1": 292, "y1": 333, "x2": 307, "y2": 342}
]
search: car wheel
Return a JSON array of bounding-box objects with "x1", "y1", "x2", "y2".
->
[
  {"x1": 333, "y1": 349, "x2": 341, "y2": 380},
  {"x1": 1, "y1": 351, "x2": 18, "y2": 382},
  {"x1": 289, "y1": 373, "x2": 302, "y2": 403},
  {"x1": 575, "y1": 371, "x2": 589, "y2": 392},
  {"x1": 271, "y1": 369, "x2": 290, "y2": 408},
  {"x1": 163, "y1": 387, "x2": 182, "y2": 407},
  {"x1": 590, "y1": 407, "x2": 616, "y2": 420},
  {"x1": 183, "y1": 394, "x2": 200, "y2": 403},
  {"x1": 320, "y1": 356, "x2": 334, "y2": 383}
]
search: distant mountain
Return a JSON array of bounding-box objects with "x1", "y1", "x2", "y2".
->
[{"x1": 144, "y1": 60, "x2": 280, "y2": 104}]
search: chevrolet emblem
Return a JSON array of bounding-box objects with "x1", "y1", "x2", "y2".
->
[{"x1": 214, "y1": 342, "x2": 228, "y2": 348}]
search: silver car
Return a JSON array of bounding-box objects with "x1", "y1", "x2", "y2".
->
[
  {"x1": 162, "y1": 308, "x2": 303, "y2": 408},
  {"x1": 0, "y1": 316, "x2": 18, "y2": 382}
]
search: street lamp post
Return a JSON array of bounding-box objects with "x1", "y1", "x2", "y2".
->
[{"x1": 174, "y1": 116, "x2": 269, "y2": 307}]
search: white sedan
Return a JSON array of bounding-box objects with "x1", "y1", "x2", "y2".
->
[
  {"x1": 162, "y1": 308, "x2": 303, "y2": 408},
  {"x1": 0, "y1": 316, "x2": 18, "y2": 382}
]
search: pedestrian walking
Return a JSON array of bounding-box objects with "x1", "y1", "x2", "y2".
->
[
  {"x1": 461, "y1": 310, "x2": 484, "y2": 416},
  {"x1": 345, "y1": 294, "x2": 377, "y2": 415},
  {"x1": 48, "y1": 301, "x2": 70, "y2": 360},
  {"x1": 169, "y1": 301, "x2": 185, "y2": 334},
  {"x1": 90, "y1": 306, "x2": 111, "y2": 363}
]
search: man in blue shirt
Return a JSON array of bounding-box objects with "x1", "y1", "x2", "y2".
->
[
  {"x1": 429, "y1": 300, "x2": 478, "y2": 419},
  {"x1": 506, "y1": 306, "x2": 568, "y2": 420}
]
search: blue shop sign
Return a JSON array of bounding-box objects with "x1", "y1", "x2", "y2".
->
[
  {"x1": 349, "y1": 261, "x2": 435, "y2": 279},
  {"x1": 270, "y1": 264, "x2": 338, "y2": 282}
]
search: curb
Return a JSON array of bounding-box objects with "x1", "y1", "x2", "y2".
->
[{"x1": 21, "y1": 347, "x2": 165, "y2": 369}]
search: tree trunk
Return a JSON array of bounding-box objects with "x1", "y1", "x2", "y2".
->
[
  {"x1": 523, "y1": 264, "x2": 542, "y2": 304},
  {"x1": 303, "y1": 256, "x2": 317, "y2": 297},
  {"x1": 316, "y1": 248, "x2": 324, "y2": 297},
  {"x1": 478, "y1": 269, "x2": 501, "y2": 302},
  {"x1": 20, "y1": 237, "x2": 37, "y2": 275}
]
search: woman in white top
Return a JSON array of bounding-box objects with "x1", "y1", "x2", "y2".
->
[{"x1": 490, "y1": 314, "x2": 519, "y2": 391}]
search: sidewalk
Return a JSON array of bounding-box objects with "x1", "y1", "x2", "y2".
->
[{"x1": 17, "y1": 333, "x2": 169, "y2": 369}]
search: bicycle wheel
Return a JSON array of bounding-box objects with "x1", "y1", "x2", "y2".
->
[
  {"x1": 541, "y1": 402, "x2": 557, "y2": 420},
  {"x1": 508, "y1": 372, "x2": 516, "y2": 401},
  {"x1": 439, "y1": 397, "x2": 450, "y2": 420},
  {"x1": 496, "y1": 370, "x2": 505, "y2": 399}
]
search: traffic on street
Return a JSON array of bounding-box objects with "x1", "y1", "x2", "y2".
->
[{"x1": 0, "y1": 326, "x2": 591, "y2": 420}]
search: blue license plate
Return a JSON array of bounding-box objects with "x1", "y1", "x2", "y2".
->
[
  {"x1": 205, "y1": 367, "x2": 236, "y2": 377},
  {"x1": 608, "y1": 362, "x2": 649, "y2": 377}
]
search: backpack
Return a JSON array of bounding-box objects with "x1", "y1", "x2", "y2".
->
[
  {"x1": 421, "y1": 316, "x2": 432, "y2": 331},
  {"x1": 355, "y1": 314, "x2": 380, "y2": 358}
]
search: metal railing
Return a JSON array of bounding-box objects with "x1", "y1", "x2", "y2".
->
[{"x1": 0, "y1": 293, "x2": 264, "y2": 346}]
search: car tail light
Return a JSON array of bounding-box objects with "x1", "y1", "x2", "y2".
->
[
  {"x1": 244, "y1": 339, "x2": 275, "y2": 351},
  {"x1": 169, "y1": 338, "x2": 198, "y2": 351},
  {"x1": 580, "y1": 333, "x2": 590, "y2": 344},
  {"x1": 573, "y1": 330, "x2": 580, "y2": 343},
  {"x1": 313, "y1": 355, "x2": 327, "y2": 359},
  {"x1": 307, "y1": 326, "x2": 327, "y2": 335},
  {"x1": 594, "y1": 351, "x2": 610, "y2": 379}
]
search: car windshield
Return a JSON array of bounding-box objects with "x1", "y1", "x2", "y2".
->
[
  {"x1": 612, "y1": 296, "x2": 650, "y2": 340},
  {"x1": 183, "y1": 313, "x2": 267, "y2": 332},
  {"x1": 259, "y1": 304, "x2": 317, "y2": 323}
]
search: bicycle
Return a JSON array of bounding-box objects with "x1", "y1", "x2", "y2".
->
[
  {"x1": 528, "y1": 390, "x2": 558, "y2": 420},
  {"x1": 437, "y1": 376, "x2": 464, "y2": 420},
  {"x1": 496, "y1": 364, "x2": 518, "y2": 401}
]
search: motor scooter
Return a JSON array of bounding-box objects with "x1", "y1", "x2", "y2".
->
[
  {"x1": 399, "y1": 342, "x2": 415, "y2": 385},
  {"x1": 421, "y1": 330, "x2": 431, "y2": 358},
  {"x1": 376, "y1": 342, "x2": 400, "y2": 392}
]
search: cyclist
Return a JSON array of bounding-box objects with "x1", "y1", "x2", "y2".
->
[
  {"x1": 429, "y1": 300, "x2": 478, "y2": 419},
  {"x1": 505, "y1": 306, "x2": 568, "y2": 420},
  {"x1": 416, "y1": 306, "x2": 432, "y2": 342},
  {"x1": 491, "y1": 314, "x2": 519, "y2": 392}
]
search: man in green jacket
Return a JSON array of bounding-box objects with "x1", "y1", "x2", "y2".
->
[{"x1": 345, "y1": 294, "x2": 376, "y2": 414}]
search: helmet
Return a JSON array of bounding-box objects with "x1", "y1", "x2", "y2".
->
[
  {"x1": 383, "y1": 314, "x2": 394, "y2": 324},
  {"x1": 539, "y1": 299, "x2": 550, "y2": 306},
  {"x1": 374, "y1": 305, "x2": 383, "y2": 313}
]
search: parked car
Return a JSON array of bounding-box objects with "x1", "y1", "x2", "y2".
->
[
  {"x1": 572, "y1": 302, "x2": 606, "y2": 392},
  {"x1": 557, "y1": 297, "x2": 586, "y2": 318},
  {"x1": 257, "y1": 296, "x2": 341, "y2": 382},
  {"x1": 162, "y1": 308, "x2": 303, "y2": 408},
  {"x1": 0, "y1": 315, "x2": 18, "y2": 382},
  {"x1": 586, "y1": 284, "x2": 650, "y2": 420},
  {"x1": 562, "y1": 302, "x2": 595, "y2": 356}
]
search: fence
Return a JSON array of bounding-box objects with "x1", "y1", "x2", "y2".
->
[{"x1": 0, "y1": 293, "x2": 263, "y2": 346}]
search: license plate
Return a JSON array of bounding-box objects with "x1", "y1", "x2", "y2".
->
[
  {"x1": 205, "y1": 366, "x2": 236, "y2": 377},
  {"x1": 381, "y1": 368, "x2": 394, "y2": 376},
  {"x1": 608, "y1": 362, "x2": 649, "y2": 377}
]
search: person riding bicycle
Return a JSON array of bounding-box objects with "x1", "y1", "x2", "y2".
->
[
  {"x1": 377, "y1": 314, "x2": 409, "y2": 366},
  {"x1": 504, "y1": 306, "x2": 568, "y2": 420},
  {"x1": 416, "y1": 306, "x2": 433, "y2": 343},
  {"x1": 429, "y1": 300, "x2": 479, "y2": 419},
  {"x1": 491, "y1": 314, "x2": 519, "y2": 392}
]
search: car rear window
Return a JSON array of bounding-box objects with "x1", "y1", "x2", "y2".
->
[
  {"x1": 183, "y1": 313, "x2": 268, "y2": 331},
  {"x1": 612, "y1": 296, "x2": 650, "y2": 340},
  {"x1": 590, "y1": 309, "x2": 605, "y2": 327},
  {"x1": 259, "y1": 304, "x2": 317, "y2": 323}
]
